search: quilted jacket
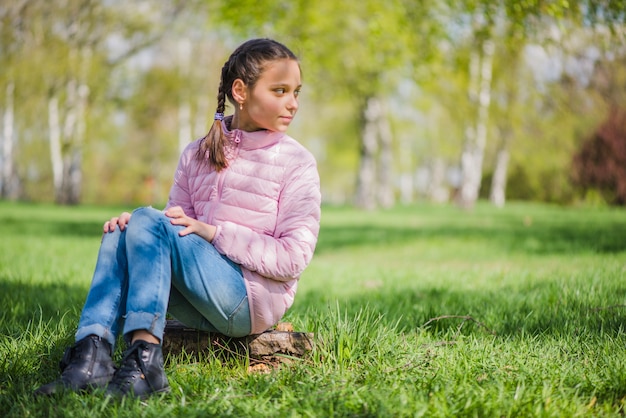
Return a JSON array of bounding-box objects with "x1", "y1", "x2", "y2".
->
[{"x1": 165, "y1": 117, "x2": 321, "y2": 334}]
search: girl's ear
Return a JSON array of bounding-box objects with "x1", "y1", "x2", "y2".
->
[{"x1": 231, "y1": 79, "x2": 247, "y2": 106}]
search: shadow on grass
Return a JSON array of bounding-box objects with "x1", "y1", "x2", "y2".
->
[
  {"x1": 0, "y1": 217, "x2": 104, "y2": 238},
  {"x1": 316, "y1": 220, "x2": 626, "y2": 255},
  {"x1": 0, "y1": 279, "x2": 86, "y2": 334},
  {"x1": 297, "y1": 280, "x2": 626, "y2": 340}
]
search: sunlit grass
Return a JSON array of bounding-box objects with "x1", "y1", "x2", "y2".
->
[{"x1": 1, "y1": 201, "x2": 626, "y2": 416}]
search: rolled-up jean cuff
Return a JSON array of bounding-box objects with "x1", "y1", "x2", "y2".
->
[
  {"x1": 75, "y1": 324, "x2": 117, "y2": 349},
  {"x1": 123, "y1": 311, "x2": 166, "y2": 343}
]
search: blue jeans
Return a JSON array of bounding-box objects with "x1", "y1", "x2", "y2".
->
[{"x1": 75, "y1": 207, "x2": 251, "y2": 348}]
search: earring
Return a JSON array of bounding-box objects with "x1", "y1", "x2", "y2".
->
[{"x1": 239, "y1": 103, "x2": 243, "y2": 111}]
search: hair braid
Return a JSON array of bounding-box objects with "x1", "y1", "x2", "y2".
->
[
  {"x1": 197, "y1": 38, "x2": 298, "y2": 171},
  {"x1": 198, "y1": 61, "x2": 230, "y2": 170}
]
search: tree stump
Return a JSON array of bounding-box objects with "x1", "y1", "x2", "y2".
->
[{"x1": 162, "y1": 320, "x2": 314, "y2": 370}]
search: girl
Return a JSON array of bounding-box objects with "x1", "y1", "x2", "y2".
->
[{"x1": 35, "y1": 38, "x2": 321, "y2": 399}]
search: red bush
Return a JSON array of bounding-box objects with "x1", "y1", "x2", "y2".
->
[{"x1": 572, "y1": 107, "x2": 626, "y2": 205}]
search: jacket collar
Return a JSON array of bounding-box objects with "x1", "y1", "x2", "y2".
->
[{"x1": 222, "y1": 116, "x2": 284, "y2": 150}]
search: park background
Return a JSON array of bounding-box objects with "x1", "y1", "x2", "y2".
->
[
  {"x1": 1, "y1": 0, "x2": 625, "y2": 210},
  {"x1": 2, "y1": 1, "x2": 626, "y2": 417}
]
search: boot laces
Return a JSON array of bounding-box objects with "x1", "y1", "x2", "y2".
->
[{"x1": 110, "y1": 343, "x2": 147, "y2": 391}]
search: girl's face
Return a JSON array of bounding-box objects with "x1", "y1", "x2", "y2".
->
[{"x1": 236, "y1": 59, "x2": 301, "y2": 133}]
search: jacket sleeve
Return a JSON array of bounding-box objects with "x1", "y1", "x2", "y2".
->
[
  {"x1": 212, "y1": 154, "x2": 321, "y2": 281},
  {"x1": 164, "y1": 142, "x2": 197, "y2": 219}
]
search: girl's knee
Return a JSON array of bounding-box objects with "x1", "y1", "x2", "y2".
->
[
  {"x1": 129, "y1": 207, "x2": 164, "y2": 227},
  {"x1": 125, "y1": 207, "x2": 166, "y2": 241}
]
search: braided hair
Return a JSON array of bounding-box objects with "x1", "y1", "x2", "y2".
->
[{"x1": 197, "y1": 38, "x2": 298, "y2": 170}]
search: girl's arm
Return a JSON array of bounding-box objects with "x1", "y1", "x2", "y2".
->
[
  {"x1": 164, "y1": 143, "x2": 198, "y2": 219},
  {"x1": 212, "y1": 157, "x2": 321, "y2": 281}
]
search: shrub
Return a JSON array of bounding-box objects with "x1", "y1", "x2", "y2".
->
[{"x1": 572, "y1": 107, "x2": 626, "y2": 205}]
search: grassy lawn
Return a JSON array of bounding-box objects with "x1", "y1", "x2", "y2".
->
[{"x1": 1, "y1": 201, "x2": 626, "y2": 417}]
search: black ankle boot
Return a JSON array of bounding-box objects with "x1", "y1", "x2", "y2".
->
[
  {"x1": 34, "y1": 335, "x2": 116, "y2": 396},
  {"x1": 106, "y1": 340, "x2": 169, "y2": 399}
]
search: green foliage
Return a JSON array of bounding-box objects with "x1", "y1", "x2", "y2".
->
[
  {"x1": 572, "y1": 107, "x2": 626, "y2": 205},
  {"x1": 2, "y1": 1, "x2": 626, "y2": 206},
  {"x1": 2, "y1": 201, "x2": 626, "y2": 416}
]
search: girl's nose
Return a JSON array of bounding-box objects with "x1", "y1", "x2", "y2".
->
[{"x1": 288, "y1": 94, "x2": 299, "y2": 112}]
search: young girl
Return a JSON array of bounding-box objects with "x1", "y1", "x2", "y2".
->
[{"x1": 35, "y1": 38, "x2": 321, "y2": 399}]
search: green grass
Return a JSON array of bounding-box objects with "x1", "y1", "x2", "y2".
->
[{"x1": 1, "y1": 200, "x2": 626, "y2": 417}]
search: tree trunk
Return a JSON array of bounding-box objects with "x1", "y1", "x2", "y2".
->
[
  {"x1": 355, "y1": 96, "x2": 396, "y2": 209},
  {"x1": 48, "y1": 95, "x2": 64, "y2": 200},
  {"x1": 1, "y1": 82, "x2": 17, "y2": 199},
  {"x1": 377, "y1": 99, "x2": 394, "y2": 208},
  {"x1": 48, "y1": 79, "x2": 88, "y2": 205},
  {"x1": 48, "y1": 47, "x2": 91, "y2": 205},
  {"x1": 429, "y1": 158, "x2": 449, "y2": 203},
  {"x1": 195, "y1": 95, "x2": 210, "y2": 139},
  {"x1": 490, "y1": 134, "x2": 510, "y2": 208},
  {"x1": 459, "y1": 38, "x2": 495, "y2": 209},
  {"x1": 178, "y1": 102, "x2": 191, "y2": 154},
  {"x1": 489, "y1": 43, "x2": 521, "y2": 209},
  {"x1": 178, "y1": 38, "x2": 192, "y2": 154},
  {"x1": 355, "y1": 96, "x2": 379, "y2": 210},
  {"x1": 66, "y1": 82, "x2": 89, "y2": 205}
]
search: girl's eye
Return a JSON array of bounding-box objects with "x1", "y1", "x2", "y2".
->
[
  {"x1": 294, "y1": 89, "x2": 301, "y2": 97},
  {"x1": 275, "y1": 88, "x2": 285, "y2": 94}
]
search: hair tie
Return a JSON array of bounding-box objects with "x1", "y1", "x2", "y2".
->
[{"x1": 214, "y1": 112, "x2": 225, "y2": 121}]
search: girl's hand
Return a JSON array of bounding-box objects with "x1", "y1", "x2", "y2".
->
[
  {"x1": 165, "y1": 206, "x2": 217, "y2": 242},
  {"x1": 103, "y1": 212, "x2": 132, "y2": 233}
]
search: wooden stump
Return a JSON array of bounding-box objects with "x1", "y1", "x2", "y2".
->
[{"x1": 162, "y1": 320, "x2": 314, "y2": 370}]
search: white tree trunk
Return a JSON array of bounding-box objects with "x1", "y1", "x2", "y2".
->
[
  {"x1": 355, "y1": 97, "x2": 379, "y2": 210},
  {"x1": 178, "y1": 38, "x2": 192, "y2": 154},
  {"x1": 61, "y1": 79, "x2": 78, "y2": 204},
  {"x1": 178, "y1": 103, "x2": 191, "y2": 154},
  {"x1": 48, "y1": 77, "x2": 88, "y2": 204},
  {"x1": 490, "y1": 143, "x2": 509, "y2": 208},
  {"x1": 195, "y1": 95, "x2": 210, "y2": 138},
  {"x1": 429, "y1": 158, "x2": 449, "y2": 203},
  {"x1": 459, "y1": 38, "x2": 495, "y2": 209},
  {"x1": 1, "y1": 82, "x2": 16, "y2": 199},
  {"x1": 377, "y1": 99, "x2": 394, "y2": 208},
  {"x1": 67, "y1": 82, "x2": 89, "y2": 204},
  {"x1": 48, "y1": 95, "x2": 63, "y2": 199},
  {"x1": 48, "y1": 47, "x2": 91, "y2": 205}
]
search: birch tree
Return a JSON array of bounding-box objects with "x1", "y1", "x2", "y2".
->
[
  {"x1": 1, "y1": 82, "x2": 16, "y2": 199},
  {"x1": 211, "y1": 0, "x2": 441, "y2": 209},
  {"x1": 458, "y1": 19, "x2": 495, "y2": 209},
  {"x1": 456, "y1": 0, "x2": 625, "y2": 209},
  {"x1": 0, "y1": 2, "x2": 28, "y2": 199},
  {"x1": 21, "y1": 0, "x2": 187, "y2": 204}
]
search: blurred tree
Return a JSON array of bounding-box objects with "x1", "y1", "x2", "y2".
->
[
  {"x1": 210, "y1": 0, "x2": 442, "y2": 209},
  {"x1": 457, "y1": 5, "x2": 495, "y2": 209},
  {"x1": 0, "y1": 2, "x2": 28, "y2": 200},
  {"x1": 570, "y1": 48, "x2": 626, "y2": 205},
  {"x1": 5, "y1": 0, "x2": 186, "y2": 204},
  {"x1": 572, "y1": 107, "x2": 626, "y2": 205},
  {"x1": 454, "y1": 0, "x2": 625, "y2": 208}
]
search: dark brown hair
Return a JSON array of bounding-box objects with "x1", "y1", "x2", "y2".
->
[{"x1": 197, "y1": 38, "x2": 298, "y2": 170}]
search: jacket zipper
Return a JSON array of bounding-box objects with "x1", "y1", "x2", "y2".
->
[{"x1": 207, "y1": 131, "x2": 242, "y2": 222}]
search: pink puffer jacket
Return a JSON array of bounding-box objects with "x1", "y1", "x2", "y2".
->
[{"x1": 165, "y1": 118, "x2": 321, "y2": 334}]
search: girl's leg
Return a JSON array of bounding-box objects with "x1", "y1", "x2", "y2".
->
[
  {"x1": 120, "y1": 207, "x2": 173, "y2": 343},
  {"x1": 167, "y1": 239, "x2": 251, "y2": 337},
  {"x1": 75, "y1": 227, "x2": 129, "y2": 348},
  {"x1": 102, "y1": 206, "x2": 175, "y2": 398},
  {"x1": 119, "y1": 206, "x2": 251, "y2": 341},
  {"x1": 35, "y1": 227, "x2": 127, "y2": 396},
  {"x1": 106, "y1": 207, "x2": 250, "y2": 398}
]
